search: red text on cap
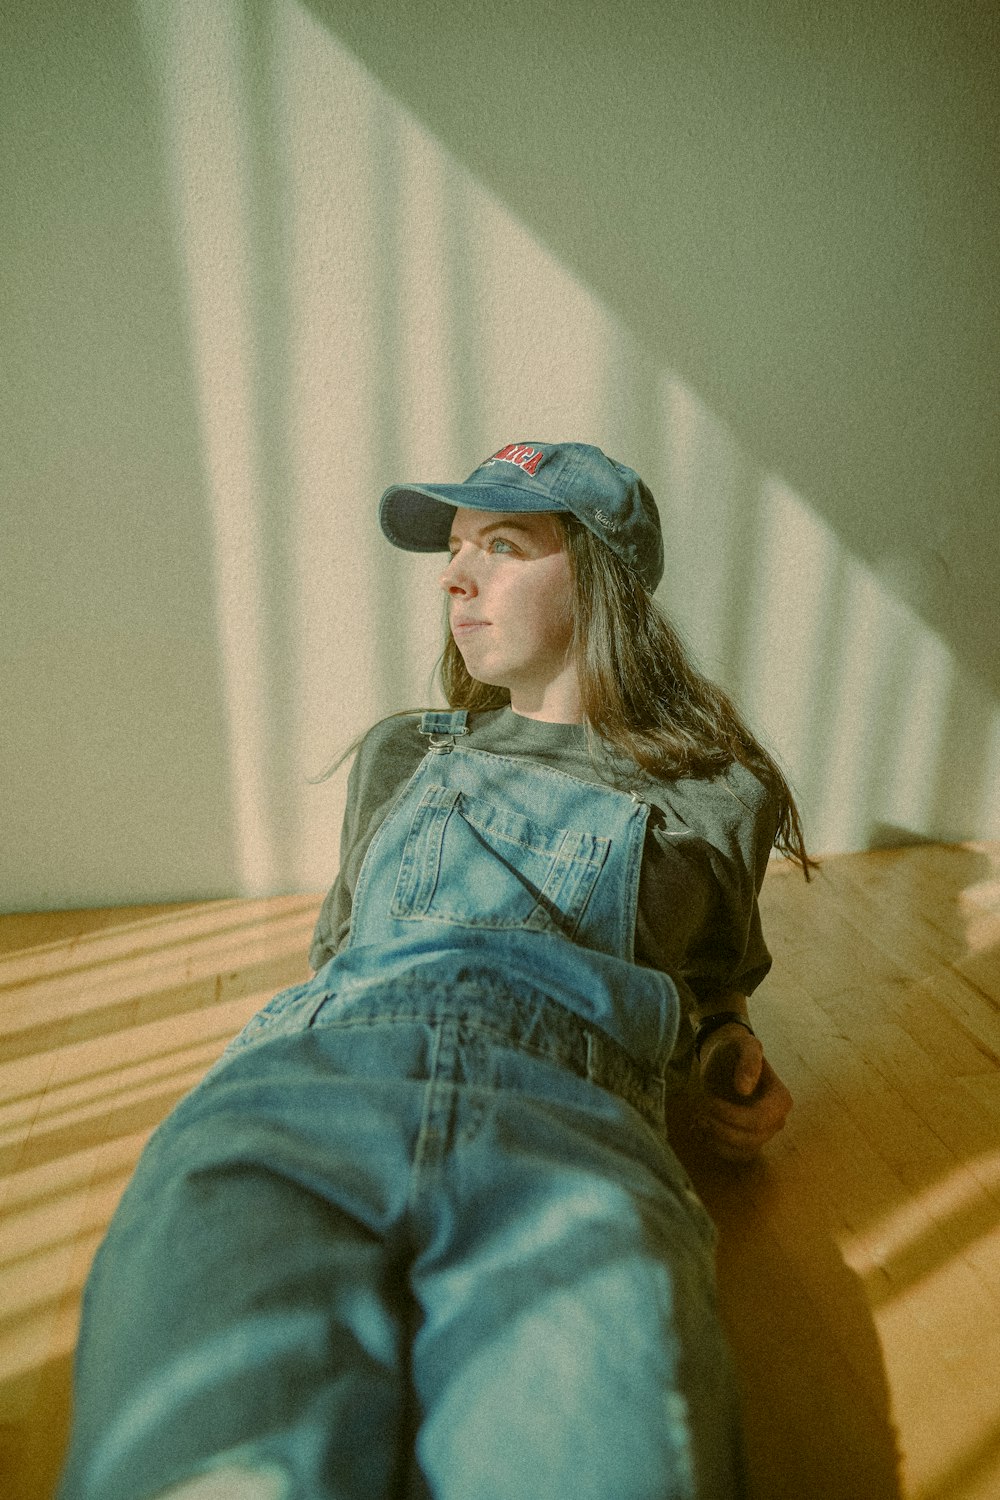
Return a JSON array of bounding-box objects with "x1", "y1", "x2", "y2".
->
[{"x1": 492, "y1": 443, "x2": 543, "y2": 476}]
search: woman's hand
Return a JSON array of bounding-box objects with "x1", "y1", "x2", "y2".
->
[{"x1": 693, "y1": 1024, "x2": 792, "y2": 1163}]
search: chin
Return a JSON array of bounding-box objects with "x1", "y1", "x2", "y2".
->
[
  {"x1": 466, "y1": 669, "x2": 508, "y2": 690},
  {"x1": 456, "y1": 651, "x2": 505, "y2": 689}
]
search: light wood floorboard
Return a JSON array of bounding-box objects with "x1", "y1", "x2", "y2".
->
[{"x1": 2, "y1": 843, "x2": 999, "y2": 1499}]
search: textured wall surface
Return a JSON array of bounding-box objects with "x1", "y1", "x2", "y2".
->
[{"x1": 3, "y1": 0, "x2": 998, "y2": 909}]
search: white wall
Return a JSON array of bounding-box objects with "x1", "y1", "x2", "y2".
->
[{"x1": 3, "y1": 0, "x2": 999, "y2": 912}]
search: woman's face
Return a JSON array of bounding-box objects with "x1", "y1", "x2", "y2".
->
[{"x1": 439, "y1": 508, "x2": 581, "y2": 722}]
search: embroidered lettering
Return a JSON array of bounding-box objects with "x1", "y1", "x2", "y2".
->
[{"x1": 490, "y1": 443, "x2": 544, "y2": 476}]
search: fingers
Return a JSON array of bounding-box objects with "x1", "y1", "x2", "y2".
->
[
  {"x1": 698, "y1": 1029, "x2": 763, "y2": 1104},
  {"x1": 733, "y1": 1037, "x2": 764, "y2": 1097},
  {"x1": 693, "y1": 1050, "x2": 793, "y2": 1163},
  {"x1": 700, "y1": 1108, "x2": 776, "y2": 1163},
  {"x1": 702, "y1": 1099, "x2": 774, "y2": 1150}
]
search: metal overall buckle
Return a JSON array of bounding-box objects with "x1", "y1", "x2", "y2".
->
[{"x1": 420, "y1": 710, "x2": 470, "y2": 752}]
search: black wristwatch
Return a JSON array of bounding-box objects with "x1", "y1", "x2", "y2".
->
[{"x1": 693, "y1": 1010, "x2": 756, "y2": 1060}]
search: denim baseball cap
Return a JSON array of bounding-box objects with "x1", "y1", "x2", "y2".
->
[{"x1": 379, "y1": 441, "x2": 664, "y2": 591}]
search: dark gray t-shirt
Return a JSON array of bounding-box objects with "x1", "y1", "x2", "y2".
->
[{"x1": 310, "y1": 708, "x2": 779, "y2": 1063}]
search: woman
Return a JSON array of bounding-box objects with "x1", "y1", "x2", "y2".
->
[{"x1": 59, "y1": 441, "x2": 810, "y2": 1500}]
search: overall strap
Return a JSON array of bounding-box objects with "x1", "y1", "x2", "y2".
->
[{"x1": 418, "y1": 709, "x2": 470, "y2": 749}]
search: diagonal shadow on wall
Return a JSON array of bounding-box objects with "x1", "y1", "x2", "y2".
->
[{"x1": 302, "y1": 0, "x2": 1000, "y2": 697}]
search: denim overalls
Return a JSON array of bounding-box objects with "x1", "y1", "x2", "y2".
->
[{"x1": 59, "y1": 713, "x2": 746, "y2": 1500}]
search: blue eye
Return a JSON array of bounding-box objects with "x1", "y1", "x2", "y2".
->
[{"x1": 489, "y1": 537, "x2": 516, "y2": 554}]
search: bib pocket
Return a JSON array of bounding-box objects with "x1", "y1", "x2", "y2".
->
[{"x1": 390, "y1": 784, "x2": 610, "y2": 939}]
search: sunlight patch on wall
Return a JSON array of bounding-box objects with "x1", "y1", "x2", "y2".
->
[
  {"x1": 656, "y1": 389, "x2": 987, "y2": 855},
  {"x1": 271, "y1": 0, "x2": 461, "y2": 837},
  {"x1": 394, "y1": 122, "x2": 462, "y2": 473},
  {"x1": 660, "y1": 383, "x2": 750, "y2": 671},
  {"x1": 785, "y1": 538, "x2": 954, "y2": 853},
  {"x1": 880, "y1": 624, "x2": 953, "y2": 836},
  {"x1": 267, "y1": 3, "x2": 492, "y2": 871},
  {"x1": 270, "y1": 0, "x2": 401, "y2": 771},
  {"x1": 270, "y1": 0, "x2": 649, "y2": 886},
  {"x1": 741, "y1": 477, "x2": 839, "y2": 776},
  {"x1": 137, "y1": 0, "x2": 277, "y2": 894},
  {"x1": 978, "y1": 711, "x2": 1000, "y2": 840},
  {"x1": 140, "y1": 0, "x2": 999, "y2": 890},
  {"x1": 466, "y1": 210, "x2": 619, "y2": 440}
]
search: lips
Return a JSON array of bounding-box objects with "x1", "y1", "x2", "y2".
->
[{"x1": 451, "y1": 617, "x2": 490, "y2": 632}]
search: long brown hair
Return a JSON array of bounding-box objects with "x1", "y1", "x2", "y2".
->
[{"x1": 440, "y1": 513, "x2": 817, "y2": 878}]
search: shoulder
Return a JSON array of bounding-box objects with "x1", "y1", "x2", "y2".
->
[
  {"x1": 645, "y1": 756, "x2": 774, "y2": 828},
  {"x1": 356, "y1": 710, "x2": 427, "y2": 759},
  {"x1": 352, "y1": 714, "x2": 425, "y2": 780},
  {"x1": 346, "y1": 711, "x2": 427, "y2": 799},
  {"x1": 646, "y1": 759, "x2": 779, "y2": 889},
  {"x1": 719, "y1": 759, "x2": 779, "y2": 829}
]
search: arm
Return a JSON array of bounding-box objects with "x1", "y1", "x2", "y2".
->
[
  {"x1": 641, "y1": 762, "x2": 792, "y2": 1161},
  {"x1": 309, "y1": 714, "x2": 428, "y2": 971},
  {"x1": 688, "y1": 989, "x2": 792, "y2": 1163}
]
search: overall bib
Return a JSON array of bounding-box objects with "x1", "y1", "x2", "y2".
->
[{"x1": 59, "y1": 714, "x2": 746, "y2": 1500}]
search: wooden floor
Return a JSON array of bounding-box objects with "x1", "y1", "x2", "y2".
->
[{"x1": 2, "y1": 843, "x2": 999, "y2": 1499}]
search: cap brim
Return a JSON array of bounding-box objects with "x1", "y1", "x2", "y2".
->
[{"x1": 379, "y1": 482, "x2": 569, "y2": 552}]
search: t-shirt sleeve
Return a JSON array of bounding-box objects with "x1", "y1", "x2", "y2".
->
[
  {"x1": 680, "y1": 762, "x2": 779, "y2": 1005},
  {"x1": 635, "y1": 757, "x2": 780, "y2": 1021},
  {"x1": 308, "y1": 714, "x2": 426, "y2": 971},
  {"x1": 308, "y1": 749, "x2": 365, "y2": 971}
]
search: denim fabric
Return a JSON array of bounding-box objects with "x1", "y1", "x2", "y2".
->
[
  {"x1": 338, "y1": 713, "x2": 680, "y2": 1069},
  {"x1": 350, "y1": 716, "x2": 641, "y2": 959},
  {"x1": 58, "y1": 714, "x2": 746, "y2": 1500}
]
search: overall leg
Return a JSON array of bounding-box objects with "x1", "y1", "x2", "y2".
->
[
  {"x1": 409, "y1": 1045, "x2": 745, "y2": 1500},
  {"x1": 58, "y1": 1031, "x2": 421, "y2": 1500}
]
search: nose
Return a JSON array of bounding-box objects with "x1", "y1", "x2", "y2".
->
[{"x1": 439, "y1": 548, "x2": 476, "y2": 597}]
